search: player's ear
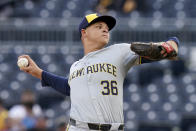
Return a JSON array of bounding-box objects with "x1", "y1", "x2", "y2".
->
[{"x1": 81, "y1": 29, "x2": 87, "y2": 37}]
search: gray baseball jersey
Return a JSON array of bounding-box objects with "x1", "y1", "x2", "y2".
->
[{"x1": 68, "y1": 43, "x2": 140, "y2": 124}]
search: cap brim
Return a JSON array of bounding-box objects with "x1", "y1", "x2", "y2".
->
[{"x1": 88, "y1": 15, "x2": 116, "y2": 31}]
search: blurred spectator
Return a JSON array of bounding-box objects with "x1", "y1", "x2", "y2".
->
[
  {"x1": 28, "y1": 116, "x2": 48, "y2": 131},
  {"x1": 95, "y1": 0, "x2": 114, "y2": 14},
  {"x1": 54, "y1": 116, "x2": 68, "y2": 131},
  {"x1": 8, "y1": 89, "x2": 43, "y2": 131},
  {"x1": 0, "y1": 98, "x2": 8, "y2": 131},
  {"x1": 4, "y1": 117, "x2": 13, "y2": 131},
  {"x1": 57, "y1": 122, "x2": 67, "y2": 131},
  {"x1": 95, "y1": 0, "x2": 136, "y2": 15},
  {"x1": 122, "y1": 0, "x2": 137, "y2": 14},
  {"x1": 95, "y1": 0, "x2": 149, "y2": 16},
  {"x1": 35, "y1": 116, "x2": 47, "y2": 130}
]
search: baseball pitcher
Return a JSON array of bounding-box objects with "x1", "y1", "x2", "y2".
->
[{"x1": 18, "y1": 13, "x2": 179, "y2": 131}]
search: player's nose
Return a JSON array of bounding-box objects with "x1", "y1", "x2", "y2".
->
[{"x1": 103, "y1": 28, "x2": 109, "y2": 33}]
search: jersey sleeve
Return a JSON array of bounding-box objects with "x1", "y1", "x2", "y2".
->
[
  {"x1": 41, "y1": 71, "x2": 70, "y2": 96},
  {"x1": 118, "y1": 43, "x2": 140, "y2": 73}
]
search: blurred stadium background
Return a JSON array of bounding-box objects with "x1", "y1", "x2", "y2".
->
[{"x1": 0, "y1": 0, "x2": 196, "y2": 131}]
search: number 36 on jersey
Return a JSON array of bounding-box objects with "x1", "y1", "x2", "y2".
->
[{"x1": 101, "y1": 80, "x2": 118, "y2": 95}]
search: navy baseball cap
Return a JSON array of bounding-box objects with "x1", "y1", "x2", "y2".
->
[{"x1": 79, "y1": 13, "x2": 116, "y2": 37}]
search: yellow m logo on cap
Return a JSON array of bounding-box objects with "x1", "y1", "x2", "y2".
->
[{"x1": 85, "y1": 14, "x2": 98, "y2": 23}]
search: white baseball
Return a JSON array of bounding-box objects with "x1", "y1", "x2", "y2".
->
[{"x1": 17, "y1": 58, "x2": 29, "y2": 68}]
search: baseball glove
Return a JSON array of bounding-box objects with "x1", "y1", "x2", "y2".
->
[{"x1": 130, "y1": 42, "x2": 178, "y2": 60}]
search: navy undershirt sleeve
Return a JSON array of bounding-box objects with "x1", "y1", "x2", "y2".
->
[
  {"x1": 167, "y1": 37, "x2": 180, "y2": 46},
  {"x1": 140, "y1": 36, "x2": 180, "y2": 64},
  {"x1": 41, "y1": 71, "x2": 70, "y2": 96}
]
